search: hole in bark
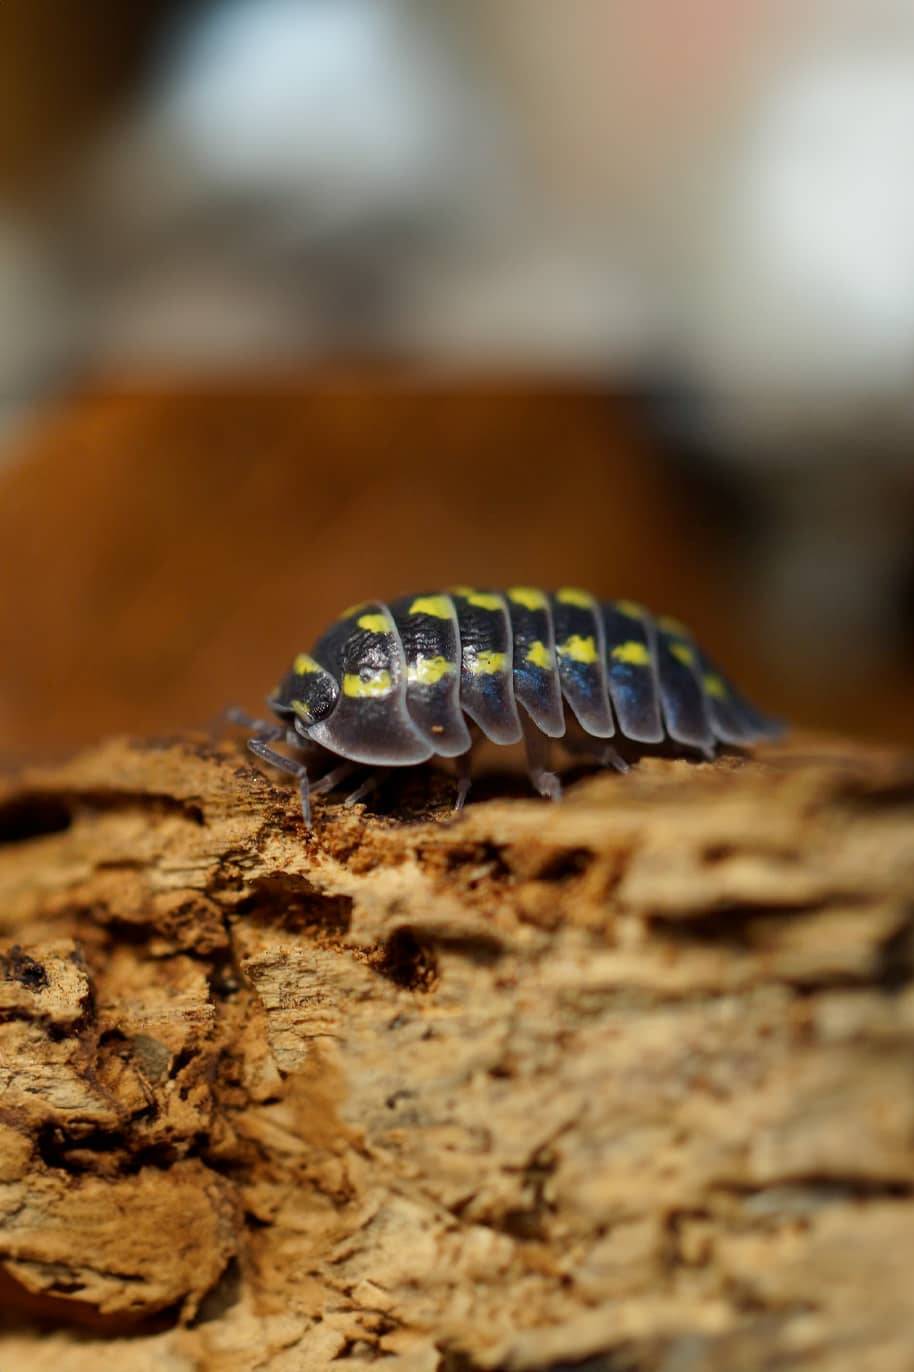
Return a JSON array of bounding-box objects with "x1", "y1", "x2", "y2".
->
[
  {"x1": 440, "y1": 1355, "x2": 489, "y2": 1372},
  {"x1": 651, "y1": 901, "x2": 834, "y2": 950},
  {"x1": 532, "y1": 846, "x2": 593, "y2": 881},
  {"x1": 237, "y1": 875, "x2": 352, "y2": 934},
  {"x1": 442, "y1": 1352, "x2": 640, "y2": 1372},
  {"x1": 538, "y1": 1356, "x2": 642, "y2": 1372},
  {"x1": 0, "y1": 794, "x2": 72, "y2": 844},
  {"x1": 497, "y1": 1207, "x2": 546, "y2": 1240},
  {"x1": 36, "y1": 1124, "x2": 131, "y2": 1172},
  {"x1": 432, "y1": 932, "x2": 503, "y2": 965},
  {"x1": 34, "y1": 1123, "x2": 190, "y2": 1176},
  {"x1": 442, "y1": 841, "x2": 513, "y2": 882},
  {"x1": 702, "y1": 843, "x2": 734, "y2": 864},
  {"x1": 76, "y1": 789, "x2": 205, "y2": 826},
  {"x1": 375, "y1": 928, "x2": 438, "y2": 990},
  {"x1": 0, "y1": 946, "x2": 50, "y2": 991},
  {"x1": 877, "y1": 910, "x2": 914, "y2": 992},
  {"x1": 839, "y1": 775, "x2": 914, "y2": 809},
  {"x1": 170, "y1": 1045, "x2": 195, "y2": 1075},
  {"x1": 46, "y1": 1279, "x2": 84, "y2": 1296},
  {"x1": 169, "y1": 1045, "x2": 200, "y2": 1099}
]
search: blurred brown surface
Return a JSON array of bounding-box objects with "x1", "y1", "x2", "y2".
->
[{"x1": 0, "y1": 377, "x2": 911, "y2": 765}]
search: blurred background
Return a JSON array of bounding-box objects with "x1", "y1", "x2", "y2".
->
[{"x1": 1, "y1": 0, "x2": 913, "y2": 766}]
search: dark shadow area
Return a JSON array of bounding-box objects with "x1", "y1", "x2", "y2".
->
[{"x1": 0, "y1": 793, "x2": 72, "y2": 845}]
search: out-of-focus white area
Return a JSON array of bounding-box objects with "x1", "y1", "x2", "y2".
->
[
  {"x1": 1, "y1": 0, "x2": 913, "y2": 666},
  {"x1": 0, "y1": 215, "x2": 77, "y2": 440},
  {"x1": 682, "y1": 45, "x2": 914, "y2": 429},
  {"x1": 4, "y1": 0, "x2": 914, "y2": 399},
  {"x1": 160, "y1": 0, "x2": 486, "y2": 231},
  {"x1": 68, "y1": 0, "x2": 648, "y2": 375}
]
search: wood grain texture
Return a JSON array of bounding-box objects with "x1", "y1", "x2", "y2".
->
[{"x1": 1, "y1": 732, "x2": 913, "y2": 1370}]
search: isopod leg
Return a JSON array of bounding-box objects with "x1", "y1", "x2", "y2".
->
[
  {"x1": 298, "y1": 773, "x2": 312, "y2": 827},
  {"x1": 224, "y1": 706, "x2": 284, "y2": 742},
  {"x1": 248, "y1": 738, "x2": 312, "y2": 826},
  {"x1": 344, "y1": 770, "x2": 389, "y2": 807},
  {"x1": 310, "y1": 761, "x2": 358, "y2": 797},
  {"x1": 454, "y1": 750, "x2": 473, "y2": 811},
  {"x1": 563, "y1": 732, "x2": 630, "y2": 774},
  {"x1": 522, "y1": 715, "x2": 562, "y2": 802},
  {"x1": 598, "y1": 743, "x2": 630, "y2": 773}
]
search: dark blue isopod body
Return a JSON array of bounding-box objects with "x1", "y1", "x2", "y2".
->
[
  {"x1": 251, "y1": 586, "x2": 781, "y2": 822},
  {"x1": 601, "y1": 600, "x2": 664, "y2": 745}
]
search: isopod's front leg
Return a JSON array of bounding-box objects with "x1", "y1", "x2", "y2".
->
[
  {"x1": 247, "y1": 738, "x2": 312, "y2": 826},
  {"x1": 521, "y1": 715, "x2": 562, "y2": 802},
  {"x1": 344, "y1": 769, "x2": 390, "y2": 807},
  {"x1": 221, "y1": 705, "x2": 286, "y2": 742},
  {"x1": 309, "y1": 760, "x2": 359, "y2": 798}
]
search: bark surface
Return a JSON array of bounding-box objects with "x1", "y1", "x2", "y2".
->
[{"x1": 0, "y1": 733, "x2": 913, "y2": 1370}]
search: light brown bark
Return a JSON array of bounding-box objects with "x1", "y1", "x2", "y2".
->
[{"x1": 1, "y1": 733, "x2": 912, "y2": 1370}]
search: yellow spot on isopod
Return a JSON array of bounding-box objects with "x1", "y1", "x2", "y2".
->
[
  {"x1": 357, "y1": 612, "x2": 389, "y2": 634},
  {"x1": 703, "y1": 673, "x2": 728, "y2": 699},
  {"x1": 407, "y1": 655, "x2": 455, "y2": 686},
  {"x1": 669, "y1": 642, "x2": 696, "y2": 668},
  {"x1": 449, "y1": 585, "x2": 475, "y2": 597},
  {"x1": 469, "y1": 650, "x2": 506, "y2": 676},
  {"x1": 467, "y1": 592, "x2": 503, "y2": 612},
  {"x1": 508, "y1": 586, "x2": 546, "y2": 611},
  {"x1": 557, "y1": 634, "x2": 598, "y2": 664},
  {"x1": 557, "y1": 587, "x2": 594, "y2": 608},
  {"x1": 659, "y1": 615, "x2": 689, "y2": 637},
  {"x1": 291, "y1": 700, "x2": 312, "y2": 722},
  {"x1": 525, "y1": 639, "x2": 553, "y2": 670},
  {"x1": 409, "y1": 595, "x2": 453, "y2": 619},
  {"x1": 615, "y1": 599, "x2": 646, "y2": 619},
  {"x1": 340, "y1": 601, "x2": 368, "y2": 619},
  {"x1": 612, "y1": 640, "x2": 650, "y2": 667},
  {"x1": 293, "y1": 653, "x2": 322, "y2": 675},
  {"x1": 342, "y1": 670, "x2": 393, "y2": 699}
]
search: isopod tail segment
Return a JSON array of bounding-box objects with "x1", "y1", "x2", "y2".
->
[{"x1": 236, "y1": 589, "x2": 783, "y2": 826}]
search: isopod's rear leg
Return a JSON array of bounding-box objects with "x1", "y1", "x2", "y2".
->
[
  {"x1": 248, "y1": 738, "x2": 312, "y2": 826},
  {"x1": 563, "y1": 732, "x2": 630, "y2": 774},
  {"x1": 594, "y1": 743, "x2": 630, "y2": 773},
  {"x1": 521, "y1": 716, "x2": 562, "y2": 802},
  {"x1": 454, "y1": 750, "x2": 473, "y2": 811}
]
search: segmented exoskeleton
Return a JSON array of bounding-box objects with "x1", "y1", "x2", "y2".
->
[{"x1": 234, "y1": 588, "x2": 780, "y2": 823}]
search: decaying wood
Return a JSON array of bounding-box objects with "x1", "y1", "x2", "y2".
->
[{"x1": 0, "y1": 733, "x2": 913, "y2": 1371}]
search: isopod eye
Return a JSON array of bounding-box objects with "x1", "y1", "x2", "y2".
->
[{"x1": 268, "y1": 654, "x2": 339, "y2": 728}]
